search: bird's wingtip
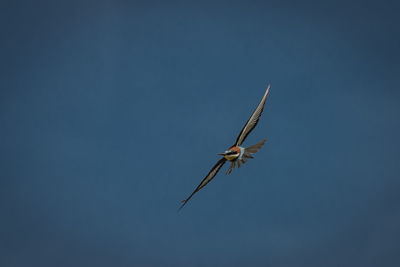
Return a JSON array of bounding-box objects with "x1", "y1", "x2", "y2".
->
[{"x1": 178, "y1": 199, "x2": 187, "y2": 211}]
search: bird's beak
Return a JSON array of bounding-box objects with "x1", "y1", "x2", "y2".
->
[{"x1": 217, "y1": 152, "x2": 226, "y2": 156}]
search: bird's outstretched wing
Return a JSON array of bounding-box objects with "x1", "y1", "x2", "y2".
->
[
  {"x1": 234, "y1": 84, "x2": 270, "y2": 146},
  {"x1": 179, "y1": 158, "x2": 227, "y2": 210}
]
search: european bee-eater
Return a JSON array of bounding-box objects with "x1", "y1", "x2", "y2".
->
[{"x1": 179, "y1": 84, "x2": 270, "y2": 210}]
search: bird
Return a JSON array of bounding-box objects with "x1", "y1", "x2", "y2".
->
[{"x1": 179, "y1": 84, "x2": 271, "y2": 210}]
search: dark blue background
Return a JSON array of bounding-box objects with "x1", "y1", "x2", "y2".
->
[{"x1": 1, "y1": 1, "x2": 399, "y2": 266}]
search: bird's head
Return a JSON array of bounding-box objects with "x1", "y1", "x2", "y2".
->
[{"x1": 217, "y1": 146, "x2": 240, "y2": 161}]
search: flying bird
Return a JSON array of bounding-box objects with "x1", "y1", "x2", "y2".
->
[{"x1": 179, "y1": 84, "x2": 271, "y2": 210}]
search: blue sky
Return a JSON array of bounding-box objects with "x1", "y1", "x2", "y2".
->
[{"x1": 1, "y1": 0, "x2": 400, "y2": 266}]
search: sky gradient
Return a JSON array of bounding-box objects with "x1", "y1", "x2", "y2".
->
[{"x1": 1, "y1": 0, "x2": 400, "y2": 266}]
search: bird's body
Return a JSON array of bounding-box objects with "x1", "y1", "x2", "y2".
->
[{"x1": 179, "y1": 84, "x2": 271, "y2": 210}]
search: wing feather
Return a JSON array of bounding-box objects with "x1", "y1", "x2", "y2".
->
[
  {"x1": 179, "y1": 158, "x2": 226, "y2": 210},
  {"x1": 234, "y1": 84, "x2": 270, "y2": 146}
]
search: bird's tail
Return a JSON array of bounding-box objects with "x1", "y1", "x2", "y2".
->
[
  {"x1": 226, "y1": 139, "x2": 266, "y2": 174},
  {"x1": 244, "y1": 139, "x2": 266, "y2": 154}
]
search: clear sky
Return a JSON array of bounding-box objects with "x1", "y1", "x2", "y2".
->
[{"x1": 1, "y1": 0, "x2": 399, "y2": 266}]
